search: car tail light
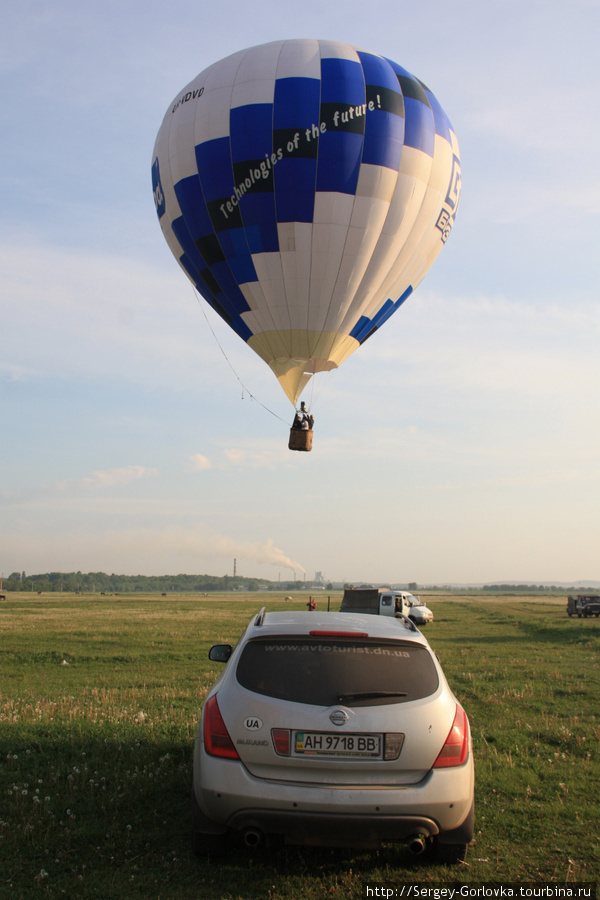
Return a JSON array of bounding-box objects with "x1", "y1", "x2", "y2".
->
[
  {"x1": 433, "y1": 705, "x2": 469, "y2": 768},
  {"x1": 203, "y1": 695, "x2": 239, "y2": 759},
  {"x1": 271, "y1": 728, "x2": 291, "y2": 756}
]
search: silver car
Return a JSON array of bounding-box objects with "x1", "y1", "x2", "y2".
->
[{"x1": 192, "y1": 609, "x2": 474, "y2": 863}]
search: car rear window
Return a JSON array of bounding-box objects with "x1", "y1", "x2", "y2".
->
[{"x1": 235, "y1": 637, "x2": 439, "y2": 706}]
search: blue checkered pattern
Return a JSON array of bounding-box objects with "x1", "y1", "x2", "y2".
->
[{"x1": 153, "y1": 39, "x2": 460, "y2": 381}]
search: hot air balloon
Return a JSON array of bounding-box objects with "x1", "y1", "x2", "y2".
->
[{"x1": 152, "y1": 39, "x2": 461, "y2": 449}]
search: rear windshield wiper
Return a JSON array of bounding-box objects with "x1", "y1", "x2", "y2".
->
[{"x1": 337, "y1": 690, "x2": 408, "y2": 702}]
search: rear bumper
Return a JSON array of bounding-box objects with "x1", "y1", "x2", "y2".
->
[
  {"x1": 193, "y1": 740, "x2": 474, "y2": 846},
  {"x1": 228, "y1": 808, "x2": 440, "y2": 847}
]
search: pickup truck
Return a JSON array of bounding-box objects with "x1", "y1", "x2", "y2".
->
[
  {"x1": 340, "y1": 588, "x2": 433, "y2": 625},
  {"x1": 566, "y1": 595, "x2": 600, "y2": 618}
]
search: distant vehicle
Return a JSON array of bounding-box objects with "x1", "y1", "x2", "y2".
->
[
  {"x1": 193, "y1": 609, "x2": 473, "y2": 862},
  {"x1": 405, "y1": 595, "x2": 434, "y2": 626},
  {"x1": 340, "y1": 588, "x2": 434, "y2": 626},
  {"x1": 566, "y1": 595, "x2": 600, "y2": 618}
]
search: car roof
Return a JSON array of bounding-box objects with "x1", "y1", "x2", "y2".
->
[{"x1": 245, "y1": 609, "x2": 428, "y2": 645}]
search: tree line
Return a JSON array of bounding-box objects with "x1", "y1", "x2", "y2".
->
[
  {"x1": 1, "y1": 571, "x2": 288, "y2": 593},
  {"x1": 2, "y1": 572, "x2": 593, "y2": 595}
]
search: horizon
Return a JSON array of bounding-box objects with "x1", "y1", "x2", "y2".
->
[{"x1": 2, "y1": 570, "x2": 599, "y2": 591}]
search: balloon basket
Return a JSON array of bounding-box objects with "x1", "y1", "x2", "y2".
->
[{"x1": 288, "y1": 429, "x2": 313, "y2": 452}]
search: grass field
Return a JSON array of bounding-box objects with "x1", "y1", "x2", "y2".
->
[{"x1": 0, "y1": 591, "x2": 598, "y2": 898}]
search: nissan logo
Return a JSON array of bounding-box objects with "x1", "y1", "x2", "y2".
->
[{"x1": 329, "y1": 709, "x2": 349, "y2": 726}]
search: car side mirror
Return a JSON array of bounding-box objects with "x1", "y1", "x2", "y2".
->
[{"x1": 209, "y1": 644, "x2": 232, "y2": 663}]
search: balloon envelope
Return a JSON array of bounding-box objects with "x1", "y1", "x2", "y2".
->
[{"x1": 152, "y1": 39, "x2": 461, "y2": 403}]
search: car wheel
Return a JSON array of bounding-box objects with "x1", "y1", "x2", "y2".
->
[
  {"x1": 191, "y1": 790, "x2": 229, "y2": 858},
  {"x1": 434, "y1": 841, "x2": 469, "y2": 864},
  {"x1": 192, "y1": 828, "x2": 229, "y2": 858}
]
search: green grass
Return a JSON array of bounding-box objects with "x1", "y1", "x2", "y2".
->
[{"x1": 0, "y1": 592, "x2": 598, "y2": 898}]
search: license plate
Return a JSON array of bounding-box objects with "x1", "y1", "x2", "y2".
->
[{"x1": 293, "y1": 731, "x2": 382, "y2": 758}]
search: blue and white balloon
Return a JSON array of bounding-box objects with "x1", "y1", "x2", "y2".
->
[{"x1": 152, "y1": 39, "x2": 461, "y2": 403}]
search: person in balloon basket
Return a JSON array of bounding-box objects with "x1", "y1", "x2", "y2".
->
[{"x1": 292, "y1": 402, "x2": 314, "y2": 431}]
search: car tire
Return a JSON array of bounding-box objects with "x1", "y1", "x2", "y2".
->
[
  {"x1": 434, "y1": 840, "x2": 469, "y2": 864},
  {"x1": 192, "y1": 828, "x2": 229, "y2": 858},
  {"x1": 191, "y1": 790, "x2": 229, "y2": 859}
]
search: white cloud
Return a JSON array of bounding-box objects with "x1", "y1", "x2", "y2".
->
[
  {"x1": 222, "y1": 446, "x2": 291, "y2": 468},
  {"x1": 224, "y1": 448, "x2": 245, "y2": 465},
  {"x1": 188, "y1": 454, "x2": 212, "y2": 471},
  {"x1": 359, "y1": 293, "x2": 600, "y2": 402},
  {"x1": 2, "y1": 465, "x2": 160, "y2": 506},
  {"x1": 0, "y1": 238, "x2": 221, "y2": 390},
  {"x1": 76, "y1": 466, "x2": 158, "y2": 489}
]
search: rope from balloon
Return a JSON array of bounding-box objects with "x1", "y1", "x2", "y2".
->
[{"x1": 191, "y1": 287, "x2": 291, "y2": 425}]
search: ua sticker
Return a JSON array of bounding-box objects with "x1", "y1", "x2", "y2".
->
[{"x1": 244, "y1": 717, "x2": 263, "y2": 730}]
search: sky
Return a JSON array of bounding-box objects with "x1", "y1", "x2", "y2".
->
[{"x1": 1, "y1": 0, "x2": 599, "y2": 586}]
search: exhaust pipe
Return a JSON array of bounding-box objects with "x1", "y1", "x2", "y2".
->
[
  {"x1": 407, "y1": 834, "x2": 427, "y2": 855},
  {"x1": 243, "y1": 828, "x2": 262, "y2": 848}
]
